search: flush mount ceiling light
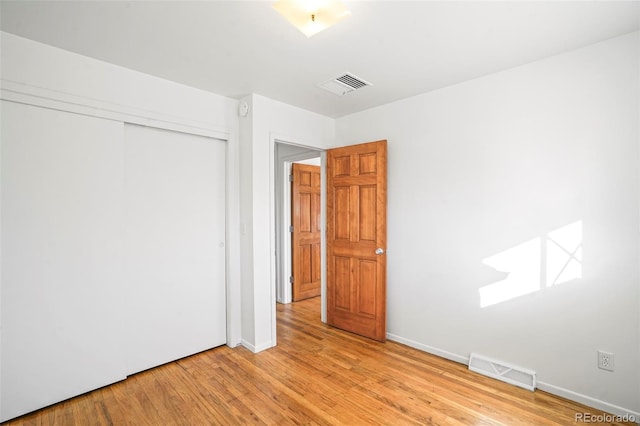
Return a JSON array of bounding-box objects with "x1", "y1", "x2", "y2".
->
[{"x1": 272, "y1": 0, "x2": 351, "y2": 37}]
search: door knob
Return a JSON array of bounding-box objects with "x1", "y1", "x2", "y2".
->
[{"x1": 375, "y1": 248, "x2": 385, "y2": 255}]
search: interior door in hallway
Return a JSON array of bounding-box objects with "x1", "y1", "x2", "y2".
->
[
  {"x1": 326, "y1": 140, "x2": 387, "y2": 342},
  {"x1": 291, "y1": 163, "x2": 321, "y2": 301}
]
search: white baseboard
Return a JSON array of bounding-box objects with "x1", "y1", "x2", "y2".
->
[
  {"x1": 386, "y1": 333, "x2": 469, "y2": 365},
  {"x1": 240, "y1": 339, "x2": 257, "y2": 353},
  {"x1": 225, "y1": 339, "x2": 242, "y2": 349},
  {"x1": 240, "y1": 339, "x2": 275, "y2": 354},
  {"x1": 536, "y1": 381, "x2": 640, "y2": 424},
  {"x1": 386, "y1": 332, "x2": 639, "y2": 423}
]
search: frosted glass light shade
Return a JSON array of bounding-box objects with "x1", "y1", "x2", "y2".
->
[{"x1": 272, "y1": 0, "x2": 351, "y2": 37}]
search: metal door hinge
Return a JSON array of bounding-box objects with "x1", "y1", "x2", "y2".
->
[
  {"x1": 289, "y1": 276, "x2": 294, "y2": 284},
  {"x1": 289, "y1": 225, "x2": 294, "y2": 232},
  {"x1": 289, "y1": 174, "x2": 293, "y2": 182}
]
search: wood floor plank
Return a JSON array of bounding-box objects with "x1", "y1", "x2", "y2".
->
[{"x1": 3, "y1": 297, "x2": 634, "y2": 425}]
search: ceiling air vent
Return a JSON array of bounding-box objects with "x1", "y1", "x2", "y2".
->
[{"x1": 318, "y1": 72, "x2": 372, "y2": 96}]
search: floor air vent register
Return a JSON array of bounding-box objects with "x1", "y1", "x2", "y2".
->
[{"x1": 468, "y1": 353, "x2": 536, "y2": 391}]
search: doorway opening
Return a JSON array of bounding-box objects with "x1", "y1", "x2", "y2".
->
[{"x1": 274, "y1": 141, "x2": 325, "y2": 322}]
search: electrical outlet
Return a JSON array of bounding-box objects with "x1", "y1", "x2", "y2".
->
[{"x1": 597, "y1": 350, "x2": 614, "y2": 371}]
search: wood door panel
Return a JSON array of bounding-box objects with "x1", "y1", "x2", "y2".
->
[
  {"x1": 327, "y1": 140, "x2": 387, "y2": 342},
  {"x1": 348, "y1": 186, "x2": 359, "y2": 242},
  {"x1": 333, "y1": 256, "x2": 351, "y2": 310},
  {"x1": 359, "y1": 152, "x2": 378, "y2": 175},
  {"x1": 292, "y1": 163, "x2": 321, "y2": 301},
  {"x1": 359, "y1": 185, "x2": 377, "y2": 241},
  {"x1": 301, "y1": 244, "x2": 312, "y2": 283},
  {"x1": 334, "y1": 186, "x2": 351, "y2": 240},
  {"x1": 300, "y1": 193, "x2": 311, "y2": 232},
  {"x1": 300, "y1": 170, "x2": 312, "y2": 186},
  {"x1": 312, "y1": 243, "x2": 321, "y2": 282},
  {"x1": 358, "y1": 259, "x2": 377, "y2": 316},
  {"x1": 312, "y1": 192, "x2": 321, "y2": 233},
  {"x1": 334, "y1": 156, "x2": 351, "y2": 176}
]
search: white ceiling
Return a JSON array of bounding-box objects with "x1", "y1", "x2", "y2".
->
[{"x1": 1, "y1": 1, "x2": 639, "y2": 118}]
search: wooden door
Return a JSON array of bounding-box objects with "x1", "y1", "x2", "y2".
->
[
  {"x1": 327, "y1": 140, "x2": 387, "y2": 341},
  {"x1": 291, "y1": 163, "x2": 322, "y2": 301}
]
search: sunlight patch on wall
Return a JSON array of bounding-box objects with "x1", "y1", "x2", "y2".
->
[
  {"x1": 546, "y1": 220, "x2": 582, "y2": 286},
  {"x1": 480, "y1": 238, "x2": 541, "y2": 307},
  {"x1": 479, "y1": 221, "x2": 583, "y2": 308}
]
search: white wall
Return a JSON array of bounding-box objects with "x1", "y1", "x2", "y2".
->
[
  {"x1": 336, "y1": 32, "x2": 640, "y2": 416},
  {"x1": 238, "y1": 94, "x2": 334, "y2": 351},
  {"x1": 0, "y1": 33, "x2": 234, "y2": 137}
]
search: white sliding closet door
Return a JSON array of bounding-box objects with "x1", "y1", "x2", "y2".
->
[
  {"x1": 1, "y1": 102, "x2": 126, "y2": 422},
  {"x1": 124, "y1": 124, "x2": 226, "y2": 375}
]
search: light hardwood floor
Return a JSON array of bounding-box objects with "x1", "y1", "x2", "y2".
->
[{"x1": 4, "y1": 297, "x2": 633, "y2": 425}]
